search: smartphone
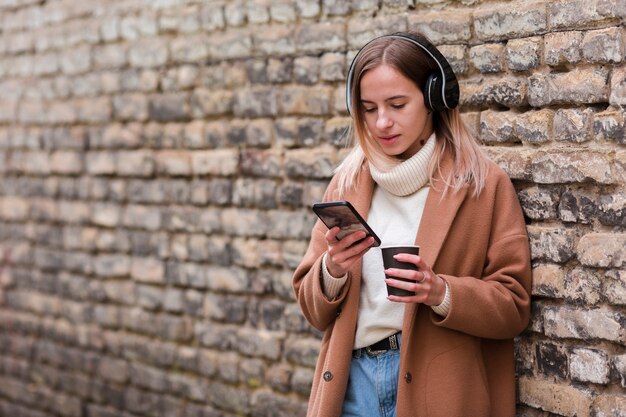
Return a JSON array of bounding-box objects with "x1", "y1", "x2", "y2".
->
[{"x1": 312, "y1": 201, "x2": 381, "y2": 247}]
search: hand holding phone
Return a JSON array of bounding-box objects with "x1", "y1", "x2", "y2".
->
[{"x1": 312, "y1": 201, "x2": 381, "y2": 247}]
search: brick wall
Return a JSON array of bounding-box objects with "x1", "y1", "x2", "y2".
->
[{"x1": 0, "y1": 0, "x2": 624, "y2": 416}]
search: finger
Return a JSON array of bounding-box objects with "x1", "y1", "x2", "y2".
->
[
  {"x1": 330, "y1": 236, "x2": 374, "y2": 263},
  {"x1": 384, "y1": 268, "x2": 423, "y2": 282},
  {"x1": 325, "y1": 227, "x2": 341, "y2": 243}
]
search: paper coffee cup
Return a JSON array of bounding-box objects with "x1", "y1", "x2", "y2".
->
[{"x1": 381, "y1": 245, "x2": 420, "y2": 297}]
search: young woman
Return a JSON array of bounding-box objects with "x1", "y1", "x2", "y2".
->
[{"x1": 292, "y1": 32, "x2": 532, "y2": 417}]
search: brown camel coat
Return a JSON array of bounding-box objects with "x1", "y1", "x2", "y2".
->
[{"x1": 293, "y1": 154, "x2": 532, "y2": 417}]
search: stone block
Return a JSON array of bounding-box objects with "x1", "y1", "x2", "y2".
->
[
  {"x1": 206, "y1": 381, "x2": 251, "y2": 415},
  {"x1": 544, "y1": 30, "x2": 583, "y2": 65},
  {"x1": 582, "y1": 27, "x2": 624, "y2": 64},
  {"x1": 506, "y1": 36, "x2": 542, "y2": 71},
  {"x1": 461, "y1": 76, "x2": 528, "y2": 108},
  {"x1": 527, "y1": 225, "x2": 577, "y2": 263},
  {"x1": 60, "y1": 45, "x2": 92, "y2": 75},
  {"x1": 296, "y1": 22, "x2": 346, "y2": 53},
  {"x1": 553, "y1": 108, "x2": 593, "y2": 143},
  {"x1": 437, "y1": 44, "x2": 468, "y2": 75},
  {"x1": 191, "y1": 89, "x2": 233, "y2": 118},
  {"x1": 254, "y1": 25, "x2": 296, "y2": 55},
  {"x1": 250, "y1": 390, "x2": 307, "y2": 417},
  {"x1": 604, "y1": 270, "x2": 626, "y2": 307},
  {"x1": 320, "y1": 52, "x2": 344, "y2": 82},
  {"x1": 112, "y1": 93, "x2": 149, "y2": 121},
  {"x1": 295, "y1": 0, "x2": 321, "y2": 17},
  {"x1": 407, "y1": 10, "x2": 471, "y2": 44},
  {"x1": 98, "y1": 123, "x2": 143, "y2": 149},
  {"x1": 77, "y1": 97, "x2": 112, "y2": 123},
  {"x1": 155, "y1": 150, "x2": 192, "y2": 176},
  {"x1": 529, "y1": 150, "x2": 613, "y2": 184},
  {"x1": 593, "y1": 109, "x2": 625, "y2": 144},
  {"x1": 470, "y1": 43, "x2": 505, "y2": 73},
  {"x1": 93, "y1": 43, "x2": 128, "y2": 70},
  {"x1": 128, "y1": 38, "x2": 168, "y2": 68},
  {"x1": 220, "y1": 208, "x2": 268, "y2": 237},
  {"x1": 347, "y1": 14, "x2": 407, "y2": 49},
  {"x1": 592, "y1": 394, "x2": 626, "y2": 417},
  {"x1": 559, "y1": 190, "x2": 598, "y2": 224},
  {"x1": 206, "y1": 265, "x2": 250, "y2": 293},
  {"x1": 598, "y1": 192, "x2": 626, "y2": 227},
  {"x1": 529, "y1": 67, "x2": 609, "y2": 107},
  {"x1": 473, "y1": 3, "x2": 547, "y2": 41},
  {"x1": 517, "y1": 185, "x2": 560, "y2": 220},
  {"x1": 93, "y1": 254, "x2": 131, "y2": 278},
  {"x1": 208, "y1": 29, "x2": 252, "y2": 59},
  {"x1": 285, "y1": 147, "x2": 336, "y2": 179},
  {"x1": 149, "y1": 93, "x2": 191, "y2": 122},
  {"x1": 484, "y1": 147, "x2": 532, "y2": 180},
  {"x1": 123, "y1": 205, "x2": 162, "y2": 231},
  {"x1": 233, "y1": 87, "x2": 277, "y2": 118},
  {"x1": 266, "y1": 210, "x2": 313, "y2": 240},
  {"x1": 294, "y1": 56, "x2": 319, "y2": 85},
  {"x1": 514, "y1": 109, "x2": 553, "y2": 144},
  {"x1": 236, "y1": 328, "x2": 284, "y2": 360},
  {"x1": 548, "y1": 0, "x2": 618, "y2": 30},
  {"x1": 279, "y1": 86, "x2": 332, "y2": 116},
  {"x1": 270, "y1": 2, "x2": 297, "y2": 23},
  {"x1": 91, "y1": 203, "x2": 121, "y2": 227},
  {"x1": 116, "y1": 150, "x2": 156, "y2": 177},
  {"x1": 50, "y1": 151, "x2": 84, "y2": 175},
  {"x1": 98, "y1": 357, "x2": 129, "y2": 384},
  {"x1": 131, "y1": 257, "x2": 165, "y2": 284},
  {"x1": 85, "y1": 152, "x2": 116, "y2": 175},
  {"x1": 239, "y1": 149, "x2": 282, "y2": 177},
  {"x1": 519, "y1": 377, "x2": 593, "y2": 417},
  {"x1": 543, "y1": 305, "x2": 625, "y2": 344},
  {"x1": 284, "y1": 337, "x2": 320, "y2": 368},
  {"x1": 170, "y1": 34, "x2": 210, "y2": 63},
  {"x1": 569, "y1": 348, "x2": 610, "y2": 384},
  {"x1": 577, "y1": 233, "x2": 626, "y2": 268},
  {"x1": 324, "y1": 116, "x2": 351, "y2": 147},
  {"x1": 610, "y1": 67, "x2": 626, "y2": 106},
  {"x1": 191, "y1": 149, "x2": 239, "y2": 176},
  {"x1": 535, "y1": 341, "x2": 568, "y2": 378}
]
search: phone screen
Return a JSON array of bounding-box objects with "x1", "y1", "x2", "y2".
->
[{"x1": 312, "y1": 201, "x2": 381, "y2": 246}]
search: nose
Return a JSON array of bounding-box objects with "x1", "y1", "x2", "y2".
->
[{"x1": 376, "y1": 110, "x2": 393, "y2": 130}]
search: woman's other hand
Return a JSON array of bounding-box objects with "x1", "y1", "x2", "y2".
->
[
  {"x1": 384, "y1": 253, "x2": 446, "y2": 306},
  {"x1": 325, "y1": 227, "x2": 375, "y2": 277}
]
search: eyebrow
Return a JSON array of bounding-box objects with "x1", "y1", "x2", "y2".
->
[{"x1": 360, "y1": 95, "x2": 408, "y2": 104}]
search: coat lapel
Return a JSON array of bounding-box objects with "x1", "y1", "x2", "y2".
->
[
  {"x1": 415, "y1": 152, "x2": 469, "y2": 269},
  {"x1": 403, "y1": 151, "x2": 468, "y2": 333}
]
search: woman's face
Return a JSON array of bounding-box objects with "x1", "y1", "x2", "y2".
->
[{"x1": 359, "y1": 64, "x2": 434, "y2": 159}]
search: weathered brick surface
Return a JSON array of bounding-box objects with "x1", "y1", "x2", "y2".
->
[{"x1": 0, "y1": 1, "x2": 624, "y2": 417}]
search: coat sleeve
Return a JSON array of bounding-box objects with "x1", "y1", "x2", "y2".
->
[
  {"x1": 292, "y1": 179, "x2": 351, "y2": 332},
  {"x1": 432, "y1": 172, "x2": 532, "y2": 340}
]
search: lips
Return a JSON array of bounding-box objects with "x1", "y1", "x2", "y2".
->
[{"x1": 378, "y1": 134, "x2": 400, "y2": 145}]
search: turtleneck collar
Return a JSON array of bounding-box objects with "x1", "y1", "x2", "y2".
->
[{"x1": 368, "y1": 133, "x2": 436, "y2": 196}]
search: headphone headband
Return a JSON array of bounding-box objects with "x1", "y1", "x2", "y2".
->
[{"x1": 345, "y1": 32, "x2": 459, "y2": 114}]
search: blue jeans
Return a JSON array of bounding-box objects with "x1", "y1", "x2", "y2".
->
[{"x1": 341, "y1": 334, "x2": 402, "y2": 417}]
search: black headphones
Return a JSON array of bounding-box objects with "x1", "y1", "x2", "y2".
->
[{"x1": 345, "y1": 32, "x2": 459, "y2": 115}]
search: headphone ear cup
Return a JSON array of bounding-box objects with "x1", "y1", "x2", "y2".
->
[{"x1": 424, "y1": 73, "x2": 445, "y2": 112}]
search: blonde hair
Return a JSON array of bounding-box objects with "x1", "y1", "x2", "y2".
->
[{"x1": 336, "y1": 34, "x2": 489, "y2": 198}]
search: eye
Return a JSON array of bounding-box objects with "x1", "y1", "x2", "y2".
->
[
  {"x1": 391, "y1": 103, "x2": 405, "y2": 110},
  {"x1": 363, "y1": 107, "x2": 376, "y2": 113}
]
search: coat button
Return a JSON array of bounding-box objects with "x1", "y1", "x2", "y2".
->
[
  {"x1": 404, "y1": 372, "x2": 412, "y2": 383},
  {"x1": 323, "y1": 371, "x2": 333, "y2": 382}
]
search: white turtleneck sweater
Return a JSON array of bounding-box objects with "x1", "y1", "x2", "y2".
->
[{"x1": 321, "y1": 134, "x2": 450, "y2": 349}]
